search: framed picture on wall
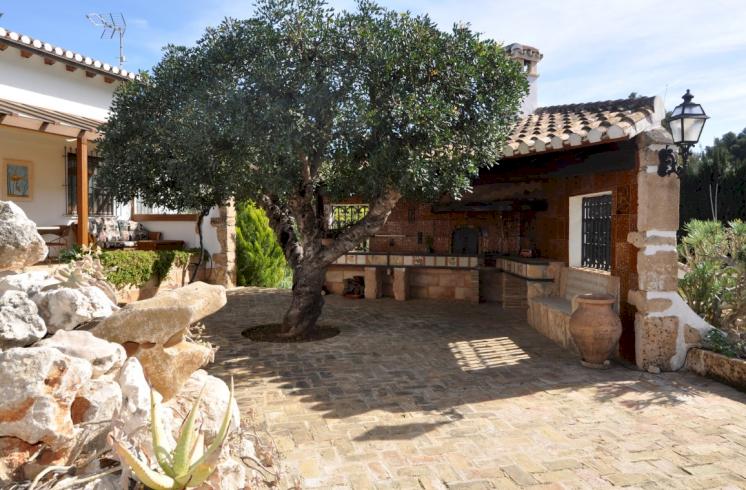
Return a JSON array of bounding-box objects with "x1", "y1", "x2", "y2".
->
[{"x1": 3, "y1": 159, "x2": 33, "y2": 201}]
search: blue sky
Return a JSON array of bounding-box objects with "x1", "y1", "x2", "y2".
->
[{"x1": 2, "y1": 0, "x2": 745, "y2": 147}]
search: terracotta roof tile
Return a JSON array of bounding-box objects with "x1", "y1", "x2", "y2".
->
[
  {"x1": 0, "y1": 27, "x2": 136, "y2": 81},
  {"x1": 503, "y1": 96, "x2": 664, "y2": 158}
]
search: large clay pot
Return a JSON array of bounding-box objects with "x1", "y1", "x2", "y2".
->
[{"x1": 569, "y1": 293, "x2": 622, "y2": 369}]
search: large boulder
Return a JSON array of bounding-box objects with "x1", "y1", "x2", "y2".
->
[
  {"x1": 0, "y1": 201, "x2": 47, "y2": 271},
  {"x1": 92, "y1": 282, "x2": 227, "y2": 345},
  {"x1": 0, "y1": 270, "x2": 59, "y2": 297},
  {"x1": 37, "y1": 330, "x2": 125, "y2": 378},
  {"x1": 34, "y1": 286, "x2": 117, "y2": 332},
  {"x1": 0, "y1": 347, "x2": 92, "y2": 448},
  {"x1": 0, "y1": 291, "x2": 46, "y2": 349},
  {"x1": 136, "y1": 342, "x2": 213, "y2": 400},
  {"x1": 92, "y1": 282, "x2": 225, "y2": 399}
]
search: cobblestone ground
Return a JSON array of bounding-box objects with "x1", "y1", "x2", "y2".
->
[{"x1": 203, "y1": 288, "x2": 746, "y2": 489}]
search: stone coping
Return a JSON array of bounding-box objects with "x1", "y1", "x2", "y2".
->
[
  {"x1": 686, "y1": 348, "x2": 746, "y2": 392},
  {"x1": 334, "y1": 253, "x2": 478, "y2": 269}
]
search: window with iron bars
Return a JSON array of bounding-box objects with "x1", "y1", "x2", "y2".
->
[
  {"x1": 329, "y1": 204, "x2": 369, "y2": 251},
  {"x1": 581, "y1": 194, "x2": 612, "y2": 271},
  {"x1": 65, "y1": 151, "x2": 114, "y2": 216}
]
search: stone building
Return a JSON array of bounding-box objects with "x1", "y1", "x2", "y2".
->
[{"x1": 326, "y1": 44, "x2": 710, "y2": 372}]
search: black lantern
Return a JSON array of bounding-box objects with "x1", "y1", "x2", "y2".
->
[{"x1": 658, "y1": 89, "x2": 709, "y2": 176}]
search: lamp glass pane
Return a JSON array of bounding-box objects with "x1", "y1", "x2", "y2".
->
[
  {"x1": 671, "y1": 105, "x2": 684, "y2": 117},
  {"x1": 669, "y1": 118, "x2": 684, "y2": 143},
  {"x1": 683, "y1": 118, "x2": 705, "y2": 143},
  {"x1": 684, "y1": 104, "x2": 705, "y2": 115}
]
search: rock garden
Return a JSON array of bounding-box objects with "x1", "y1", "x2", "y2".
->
[{"x1": 0, "y1": 201, "x2": 278, "y2": 489}]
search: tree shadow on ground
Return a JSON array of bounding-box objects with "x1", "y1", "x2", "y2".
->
[{"x1": 204, "y1": 288, "x2": 746, "y2": 441}]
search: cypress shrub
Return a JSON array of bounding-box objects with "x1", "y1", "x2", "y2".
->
[{"x1": 235, "y1": 201, "x2": 290, "y2": 288}]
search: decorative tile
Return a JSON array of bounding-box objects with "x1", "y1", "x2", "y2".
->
[{"x1": 435, "y1": 256, "x2": 446, "y2": 267}]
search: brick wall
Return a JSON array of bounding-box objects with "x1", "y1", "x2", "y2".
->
[{"x1": 367, "y1": 141, "x2": 640, "y2": 361}]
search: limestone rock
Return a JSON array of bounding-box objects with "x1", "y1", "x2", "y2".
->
[
  {"x1": 0, "y1": 201, "x2": 48, "y2": 271},
  {"x1": 0, "y1": 437, "x2": 37, "y2": 483},
  {"x1": 34, "y1": 286, "x2": 117, "y2": 332},
  {"x1": 0, "y1": 347, "x2": 92, "y2": 447},
  {"x1": 0, "y1": 291, "x2": 46, "y2": 349},
  {"x1": 0, "y1": 270, "x2": 59, "y2": 297},
  {"x1": 37, "y1": 330, "x2": 125, "y2": 378},
  {"x1": 92, "y1": 282, "x2": 226, "y2": 345},
  {"x1": 137, "y1": 342, "x2": 213, "y2": 400},
  {"x1": 163, "y1": 370, "x2": 240, "y2": 439},
  {"x1": 72, "y1": 377, "x2": 122, "y2": 425},
  {"x1": 197, "y1": 457, "x2": 247, "y2": 490},
  {"x1": 114, "y1": 357, "x2": 152, "y2": 439}
]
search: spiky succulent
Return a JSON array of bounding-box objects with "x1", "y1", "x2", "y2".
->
[{"x1": 112, "y1": 379, "x2": 234, "y2": 489}]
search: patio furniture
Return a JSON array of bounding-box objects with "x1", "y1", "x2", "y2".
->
[
  {"x1": 135, "y1": 239, "x2": 185, "y2": 251},
  {"x1": 88, "y1": 217, "x2": 149, "y2": 249},
  {"x1": 37, "y1": 225, "x2": 72, "y2": 260},
  {"x1": 527, "y1": 267, "x2": 620, "y2": 351}
]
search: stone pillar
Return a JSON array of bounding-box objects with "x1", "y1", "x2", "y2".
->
[
  {"x1": 628, "y1": 129, "x2": 711, "y2": 371},
  {"x1": 364, "y1": 267, "x2": 382, "y2": 299},
  {"x1": 393, "y1": 267, "x2": 408, "y2": 301},
  {"x1": 209, "y1": 203, "x2": 237, "y2": 288}
]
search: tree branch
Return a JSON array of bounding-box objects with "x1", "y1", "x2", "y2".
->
[
  {"x1": 319, "y1": 188, "x2": 401, "y2": 265},
  {"x1": 259, "y1": 195, "x2": 303, "y2": 269}
]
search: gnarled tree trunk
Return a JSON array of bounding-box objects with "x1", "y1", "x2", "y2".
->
[
  {"x1": 261, "y1": 188, "x2": 401, "y2": 338},
  {"x1": 281, "y1": 261, "x2": 327, "y2": 337}
]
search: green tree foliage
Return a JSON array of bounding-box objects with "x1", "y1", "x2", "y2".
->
[
  {"x1": 97, "y1": 0, "x2": 527, "y2": 336},
  {"x1": 680, "y1": 128, "x2": 746, "y2": 225},
  {"x1": 235, "y1": 202, "x2": 289, "y2": 287},
  {"x1": 679, "y1": 220, "x2": 746, "y2": 357}
]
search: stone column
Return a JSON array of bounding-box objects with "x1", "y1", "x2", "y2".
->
[
  {"x1": 364, "y1": 267, "x2": 383, "y2": 299},
  {"x1": 210, "y1": 203, "x2": 237, "y2": 289},
  {"x1": 393, "y1": 267, "x2": 409, "y2": 301},
  {"x1": 628, "y1": 129, "x2": 711, "y2": 371}
]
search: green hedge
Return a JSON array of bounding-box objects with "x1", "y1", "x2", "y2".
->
[{"x1": 98, "y1": 250, "x2": 195, "y2": 288}]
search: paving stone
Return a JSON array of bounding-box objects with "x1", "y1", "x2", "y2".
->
[{"x1": 203, "y1": 288, "x2": 746, "y2": 488}]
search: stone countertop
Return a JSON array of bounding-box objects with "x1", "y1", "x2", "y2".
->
[{"x1": 494, "y1": 255, "x2": 551, "y2": 266}]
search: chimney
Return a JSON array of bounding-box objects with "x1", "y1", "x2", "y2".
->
[{"x1": 506, "y1": 43, "x2": 543, "y2": 116}]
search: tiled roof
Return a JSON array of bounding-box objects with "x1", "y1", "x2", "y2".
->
[
  {"x1": 503, "y1": 96, "x2": 664, "y2": 158},
  {"x1": 0, "y1": 27, "x2": 136, "y2": 81}
]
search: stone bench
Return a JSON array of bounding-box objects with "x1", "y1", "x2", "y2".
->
[{"x1": 527, "y1": 267, "x2": 620, "y2": 350}]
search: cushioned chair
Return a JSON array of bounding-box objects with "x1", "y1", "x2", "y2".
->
[{"x1": 88, "y1": 217, "x2": 149, "y2": 249}]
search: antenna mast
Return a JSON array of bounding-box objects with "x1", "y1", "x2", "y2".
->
[{"x1": 86, "y1": 13, "x2": 127, "y2": 68}]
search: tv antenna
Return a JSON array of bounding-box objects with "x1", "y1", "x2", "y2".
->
[{"x1": 86, "y1": 12, "x2": 127, "y2": 67}]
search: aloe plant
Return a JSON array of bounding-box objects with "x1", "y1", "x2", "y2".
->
[{"x1": 112, "y1": 378, "x2": 234, "y2": 489}]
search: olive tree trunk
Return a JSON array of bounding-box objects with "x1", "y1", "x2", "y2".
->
[
  {"x1": 280, "y1": 262, "x2": 327, "y2": 337},
  {"x1": 261, "y1": 189, "x2": 400, "y2": 338}
]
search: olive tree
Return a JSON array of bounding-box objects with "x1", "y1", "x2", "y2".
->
[{"x1": 98, "y1": 0, "x2": 527, "y2": 337}]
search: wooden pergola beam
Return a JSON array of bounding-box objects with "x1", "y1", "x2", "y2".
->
[{"x1": 76, "y1": 132, "x2": 89, "y2": 246}]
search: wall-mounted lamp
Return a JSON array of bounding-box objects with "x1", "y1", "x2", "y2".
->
[{"x1": 658, "y1": 90, "x2": 709, "y2": 177}]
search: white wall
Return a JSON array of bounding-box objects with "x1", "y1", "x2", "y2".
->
[
  {"x1": 0, "y1": 47, "x2": 217, "y2": 256},
  {"x1": 0, "y1": 126, "x2": 71, "y2": 226},
  {"x1": 0, "y1": 48, "x2": 115, "y2": 120}
]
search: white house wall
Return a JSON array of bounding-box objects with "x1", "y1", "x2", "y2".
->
[
  {"x1": 0, "y1": 44, "x2": 222, "y2": 260},
  {"x1": 0, "y1": 126, "x2": 70, "y2": 226},
  {"x1": 0, "y1": 47, "x2": 113, "y2": 120}
]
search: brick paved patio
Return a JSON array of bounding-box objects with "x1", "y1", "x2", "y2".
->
[{"x1": 203, "y1": 288, "x2": 746, "y2": 489}]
